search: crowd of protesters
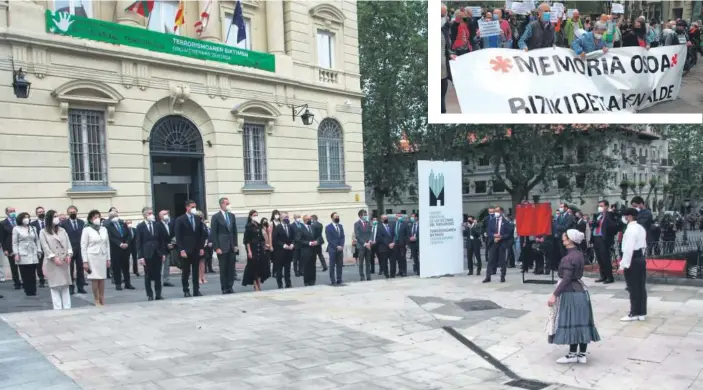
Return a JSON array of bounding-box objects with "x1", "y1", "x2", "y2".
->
[{"x1": 440, "y1": 2, "x2": 702, "y2": 113}]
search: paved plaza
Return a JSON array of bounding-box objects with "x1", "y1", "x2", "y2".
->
[{"x1": 3, "y1": 265, "x2": 703, "y2": 390}]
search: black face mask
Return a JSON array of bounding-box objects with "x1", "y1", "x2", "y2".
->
[
  {"x1": 333, "y1": 218, "x2": 340, "y2": 223},
  {"x1": 38, "y1": 214, "x2": 45, "y2": 220},
  {"x1": 69, "y1": 213, "x2": 77, "y2": 220},
  {"x1": 305, "y1": 220, "x2": 312, "y2": 225},
  {"x1": 462, "y1": 17, "x2": 469, "y2": 23},
  {"x1": 382, "y1": 219, "x2": 389, "y2": 224}
]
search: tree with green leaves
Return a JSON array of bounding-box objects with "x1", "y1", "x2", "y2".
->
[
  {"x1": 664, "y1": 124, "x2": 703, "y2": 210},
  {"x1": 358, "y1": 1, "x2": 428, "y2": 213}
]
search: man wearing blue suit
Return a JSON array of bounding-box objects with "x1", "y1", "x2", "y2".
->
[
  {"x1": 483, "y1": 207, "x2": 513, "y2": 283},
  {"x1": 325, "y1": 212, "x2": 345, "y2": 285},
  {"x1": 372, "y1": 215, "x2": 393, "y2": 278}
]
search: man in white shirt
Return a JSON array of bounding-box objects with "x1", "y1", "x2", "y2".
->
[{"x1": 620, "y1": 208, "x2": 648, "y2": 322}]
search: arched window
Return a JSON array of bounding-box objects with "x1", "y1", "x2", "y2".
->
[
  {"x1": 149, "y1": 115, "x2": 204, "y2": 156},
  {"x1": 317, "y1": 118, "x2": 345, "y2": 184}
]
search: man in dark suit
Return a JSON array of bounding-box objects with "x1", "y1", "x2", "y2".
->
[
  {"x1": 354, "y1": 209, "x2": 373, "y2": 281},
  {"x1": 391, "y1": 214, "x2": 409, "y2": 277},
  {"x1": 210, "y1": 197, "x2": 239, "y2": 294},
  {"x1": 575, "y1": 211, "x2": 588, "y2": 253},
  {"x1": 325, "y1": 212, "x2": 345, "y2": 285},
  {"x1": 105, "y1": 208, "x2": 134, "y2": 290},
  {"x1": 61, "y1": 205, "x2": 87, "y2": 294},
  {"x1": 555, "y1": 202, "x2": 577, "y2": 258},
  {"x1": 156, "y1": 210, "x2": 176, "y2": 287},
  {"x1": 483, "y1": 207, "x2": 513, "y2": 283},
  {"x1": 372, "y1": 215, "x2": 393, "y2": 278},
  {"x1": 591, "y1": 200, "x2": 618, "y2": 284},
  {"x1": 408, "y1": 213, "x2": 420, "y2": 276},
  {"x1": 311, "y1": 215, "x2": 328, "y2": 272},
  {"x1": 464, "y1": 215, "x2": 482, "y2": 275},
  {"x1": 273, "y1": 212, "x2": 295, "y2": 288},
  {"x1": 483, "y1": 207, "x2": 495, "y2": 264},
  {"x1": 1, "y1": 206, "x2": 21, "y2": 289},
  {"x1": 30, "y1": 206, "x2": 47, "y2": 288},
  {"x1": 174, "y1": 200, "x2": 207, "y2": 297},
  {"x1": 295, "y1": 214, "x2": 322, "y2": 286},
  {"x1": 631, "y1": 196, "x2": 653, "y2": 240},
  {"x1": 136, "y1": 207, "x2": 165, "y2": 301},
  {"x1": 291, "y1": 213, "x2": 304, "y2": 277}
]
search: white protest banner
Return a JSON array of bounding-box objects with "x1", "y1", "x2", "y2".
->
[
  {"x1": 612, "y1": 3, "x2": 624, "y2": 14},
  {"x1": 478, "y1": 20, "x2": 502, "y2": 37},
  {"x1": 469, "y1": 6, "x2": 482, "y2": 17},
  {"x1": 449, "y1": 45, "x2": 688, "y2": 114},
  {"x1": 418, "y1": 161, "x2": 464, "y2": 278}
]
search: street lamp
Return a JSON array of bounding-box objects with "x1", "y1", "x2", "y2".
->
[
  {"x1": 12, "y1": 68, "x2": 31, "y2": 99},
  {"x1": 290, "y1": 104, "x2": 314, "y2": 126}
]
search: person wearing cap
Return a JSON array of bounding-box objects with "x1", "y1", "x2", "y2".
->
[
  {"x1": 547, "y1": 229, "x2": 600, "y2": 364},
  {"x1": 620, "y1": 208, "x2": 648, "y2": 322}
]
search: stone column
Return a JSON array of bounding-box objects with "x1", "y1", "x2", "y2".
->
[
  {"x1": 266, "y1": 0, "x2": 285, "y2": 54},
  {"x1": 115, "y1": 0, "x2": 145, "y2": 27},
  {"x1": 199, "y1": 0, "x2": 222, "y2": 42}
]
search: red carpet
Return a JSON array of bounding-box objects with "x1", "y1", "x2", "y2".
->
[{"x1": 585, "y1": 258, "x2": 687, "y2": 277}]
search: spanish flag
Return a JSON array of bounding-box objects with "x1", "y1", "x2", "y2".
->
[{"x1": 174, "y1": 0, "x2": 185, "y2": 33}]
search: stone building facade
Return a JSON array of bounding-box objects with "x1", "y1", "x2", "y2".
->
[{"x1": 0, "y1": 0, "x2": 365, "y2": 231}]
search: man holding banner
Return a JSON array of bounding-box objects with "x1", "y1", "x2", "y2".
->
[{"x1": 571, "y1": 21, "x2": 608, "y2": 58}]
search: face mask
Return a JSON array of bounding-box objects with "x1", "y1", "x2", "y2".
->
[
  {"x1": 147, "y1": 215, "x2": 155, "y2": 222},
  {"x1": 111, "y1": 217, "x2": 119, "y2": 222},
  {"x1": 283, "y1": 218, "x2": 289, "y2": 224},
  {"x1": 362, "y1": 216, "x2": 369, "y2": 222},
  {"x1": 622, "y1": 217, "x2": 628, "y2": 224},
  {"x1": 633, "y1": 207, "x2": 641, "y2": 212},
  {"x1": 305, "y1": 220, "x2": 312, "y2": 225},
  {"x1": 163, "y1": 215, "x2": 170, "y2": 221},
  {"x1": 494, "y1": 212, "x2": 500, "y2": 218},
  {"x1": 492, "y1": 15, "x2": 498, "y2": 21},
  {"x1": 410, "y1": 217, "x2": 416, "y2": 223},
  {"x1": 333, "y1": 218, "x2": 340, "y2": 223},
  {"x1": 93, "y1": 218, "x2": 101, "y2": 225},
  {"x1": 21, "y1": 218, "x2": 29, "y2": 226},
  {"x1": 594, "y1": 33, "x2": 603, "y2": 39},
  {"x1": 252, "y1": 216, "x2": 260, "y2": 224},
  {"x1": 295, "y1": 218, "x2": 301, "y2": 223},
  {"x1": 542, "y1": 12, "x2": 550, "y2": 23},
  {"x1": 558, "y1": 208, "x2": 564, "y2": 213},
  {"x1": 8, "y1": 212, "x2": 16, "y2": 219},
  {"x1": 69, "y1": 213, "x2": 77, "y2": 220},
  {"x1": 189, "y1": 208, "x2": 198, "y2": 215},
  {"x1": 52, "y1": 217, "x2": 60, "y2": 225},
  {"x1": 274, "y1": 214, "x2": 280, "y2": 220},
  {"x1": 127, "y1": 224, "x2": 133, "y2": 229},
  {"x1": 372, "y1": 221, "x2": 378, "y2": 226},
  {"x1": 597, "y1": 207, "x2": 604, "y2": 213},
  {"x1": 382, "y1": 219, "x2": 389, "y2": 224},
  {"x1": 38, "y1": 213, "x2": 45, "y2": 220}
]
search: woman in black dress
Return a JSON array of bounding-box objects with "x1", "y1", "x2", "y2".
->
[{"x1": 242, "y1": 210, "x2": 270, "y2": 291}]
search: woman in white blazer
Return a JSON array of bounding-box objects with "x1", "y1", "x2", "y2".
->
[
  {"x1": 39, "y1": 210, "x2": 73, "y2": 310},
  {"x1": 12, "y1": 212, "x2": 42, "y2": 296},
  {"x1": 80, "y1": 210, "x2": 111, "y2": 306}
]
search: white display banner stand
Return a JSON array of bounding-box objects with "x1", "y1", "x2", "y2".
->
[{"x1": 418, "y1": 161, "x2": 464, "y2": 278}]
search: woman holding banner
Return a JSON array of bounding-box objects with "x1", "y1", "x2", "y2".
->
[{"x1": 546, "y1": 230, "x2": 600, "y2": 365}]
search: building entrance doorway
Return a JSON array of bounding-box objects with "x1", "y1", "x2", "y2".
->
[{"x1": 149, "y1": 115, "x2": 206, "y2": 218}]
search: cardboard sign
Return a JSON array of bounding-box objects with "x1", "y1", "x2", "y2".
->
[
  {"x1": 478, "y1": 20, "x2": 502, "y2": 37},
  {"x1": 612, "y1": 3, "x2": 624, "y2": 14}
]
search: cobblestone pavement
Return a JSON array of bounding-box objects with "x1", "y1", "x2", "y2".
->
[
  {"x1": 3, "y1": 268, "x2": 703, "y2": 389},
  {"x1": 445, "y1": 61, "x2": 703, "y2": 114}
]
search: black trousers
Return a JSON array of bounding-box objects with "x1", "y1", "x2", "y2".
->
[
  {"x1": 218, "y1": 250, "x2": 235, "y2": 292},
  {"x1": 441, "y1": 78, "x2": 448, "y2": 113},
  {"x1": 18, "y1": 264, "x2": 36, "y2": 295},
  {"x1": 70, "y1": 251, "x2": 85, "y2": 288},
  {"x1": 487, "y1": 242, "x2": 507, "y2": 278},
  {"x1": 409, "y1": 243, "x2": 419, "y2": 274},
  {"x1": 467, "y1": 240, "x2": 482, "y2": 273},
  {"x1": 376, "y1": 248, "x2": 389, "y2": 277},
  {"x1": 274, "y1": 249, "x2": 292, "y2": 288},
  {"x1": 36, "y1": 254, "x2": 45, "y2": 284},
  {"x1": 370, "y1": 246, "x2": 377, "y2": 273},
  {"x1": 131, "y1": 245, "x2": 138, "y2": 274},
  {"x1": 111, "y1": 247, "x2": 131, "y2": 286},
  {"x1": 144, "y1": 256, "x2": 162, "y2": 298},
  {"x1": 302, "y1": 251, "x2": 316, "y2": 286},
  {"x1": 181, "y1": 253, "x2": 200, "y2": 293},
  {"x1": 314, "y1": 246, "x2": 328, "y2": 269},
  {"x1": 7, "y1": 254, "x2": 21, "y2": 287},
  {"x1": 593, "y1": 236, "x2": 613, "y2": 281},
  {"x1": 624, "y1": 251, "x2": 647, "y2": 316},
  {"x1": 507, "y1": 244, "x2": 516, "y2": 267},
  {"x1": 293, "y1": 247, "x2": 301, "y2": 275},
  {"x1": 391, "y1": 245, "x2": 406, "y2": 276}
]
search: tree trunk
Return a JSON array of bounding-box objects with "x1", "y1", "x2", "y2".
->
[
  {"x1": 374, "y1": 188, "x2": 385, "y2": 218},
  {"x1": 510, "y1": 188, "x2": 528, "y2": 217}
]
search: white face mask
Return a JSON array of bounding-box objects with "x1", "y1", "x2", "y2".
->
[
  {"x1": 494, "y1": 212, "x2": 501, "y2": 218},
  {"x1": 597, "y1": 206, "x2": 604, "y2": 213},
  {"x1": 93, "y1": 218, "x2": 101, "y2": 225},
  {"x1": 147, "y1": 215, "x2": 155, "y2": 222},
  {"x1": 274, "y1": 214, "x2": 280, "y2": 220},
  {"x1": 594, "y1": 33, "x2": 603, "y2": 39},
  {"x1": 252, "y1": 216, "x2": 261, "y2": 224},
  {"x1": 622, "y1": 217, "x2": 628, "y2": 224},
  {"x1": 21, "y1": 218, "x2": 29, "y2": 226},
  {"x1": 633, "y1": 206, "x2": 641, "y2": 211},
  {"x1": 189, "y1": 208, "x2": 198, "y2": 216},
  {"x1": 52, "y1": 217, "x2": 60, "y2": 225},
  {"x1": 559, "y1": 207, "x2": 564, "y2": 213},
  {"x1": 126, "y1": 224, "x2": 133, "y2": 229},
  {"x1": 111, "y1": 216, "x2": 119, "y2": 222},
  {"x1": 163, "y1": 215, "x2": 170, "y2": 221}
]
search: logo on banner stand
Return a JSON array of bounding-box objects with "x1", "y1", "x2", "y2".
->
[{"x1": 429, "y1": 170, "x2": 445, "y2": 207}]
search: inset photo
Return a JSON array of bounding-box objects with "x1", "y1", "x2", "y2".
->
[{"x1": 435, "y1": 1, "x2": 702, "y2": 122}]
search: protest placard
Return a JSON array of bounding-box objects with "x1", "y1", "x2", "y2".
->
[
  {"x1": 612, "y1": 3, "x2": 624, "y2": 14},
  {"x1": 511, "y1": 2, "x2": 532, "y2": 15},
  {"x1": 469, "y1": 6, "x2": 482, "y2": 17},
  {"x1": 478, "y1": 20, "x2": 502, "y2": 37}
]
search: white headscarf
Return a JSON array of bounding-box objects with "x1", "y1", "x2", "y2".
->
[{"x1": 566, "y1": 229, "x2": 585, "y2": 244}]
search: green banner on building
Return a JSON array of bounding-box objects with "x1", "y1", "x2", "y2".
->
[{"x1": 45, "y1": 10, "x2": 275, "y2": 73}]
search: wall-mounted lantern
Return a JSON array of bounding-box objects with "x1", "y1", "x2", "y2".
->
[
  {"x1": 290, "y1": 104, "x2": 314, "y2": 126},
  {"x1": 12, "y1": 68, "x2": 31, "y2": 99}
]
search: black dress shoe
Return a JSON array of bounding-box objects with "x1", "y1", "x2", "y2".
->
[
  {"x1": 227, "y1": 289, "x2": 234, "y2": 294},
  {"x1": 163, "y1": 282, "x2": 174, "y2": 287},
  {"x1": 124, "y1": 285, "x2": 135, "y2": 290},
  {"x1": 500, "y1": 276, "x2": 506, "y2": 283},
  {"x1": 467, "y1": 271, "x2": 474, "y2": 275},
  {"x1": 155, "y1": 296, "x2": 164, "y2": 300},
  {"x1": 77, "y1": 288, "x2": 87, "y2": 294},
  {"x1": 148, "y1": 296, "x2": 154, "y2": 301},
  {"x1": 14, "y1": 284, "x2": 21, "y2": 290},
  {"x1": 482, "y1": 278, "x2": 491, "y2": 283},
  {"x1": 69, "y1": 285, "x2": 75, "y2": 295},
  {"x1": 322, "y1": 268, "x2": 328, "y2": 272},
  {"x1": 603, "y1": 279, "x2": 614, "y2": 284},
  {"x1": 116, "y1": 285, "x2": 123, "y2": 291},
  {"x1": 193, "y1": 291, "x2": 203, "y2": 297},
  {"x1": 39, "y1": 281, "x2": 46, "y2": 288},
  {"x1": 184, "y1": 291, "x2": 192, "y2": 297},
  {"x1": 285, "y1": 285, "x2": 292, "y2": 288},
  {"x1": 595, "y1": 278, "x2": 606, "y2": 283}
]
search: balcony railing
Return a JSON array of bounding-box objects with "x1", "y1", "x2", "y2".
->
[{"x1": 317, "y1": 68, "x2": 339, "y2": 84}]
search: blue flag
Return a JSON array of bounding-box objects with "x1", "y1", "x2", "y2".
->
[{"x1": 233, "y1": 0, "x2": 246, "y2": 43}]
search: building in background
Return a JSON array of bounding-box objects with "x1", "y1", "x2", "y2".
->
[
  {"x1": 0, "y1": 0, "x2": 365, "y2": 230},
  {"x1": 367, "y1": 127, "x2": 672, "y2": 218},
  {"x1": 624, "y1": 0, "x2": 702, "y2": 22}
]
